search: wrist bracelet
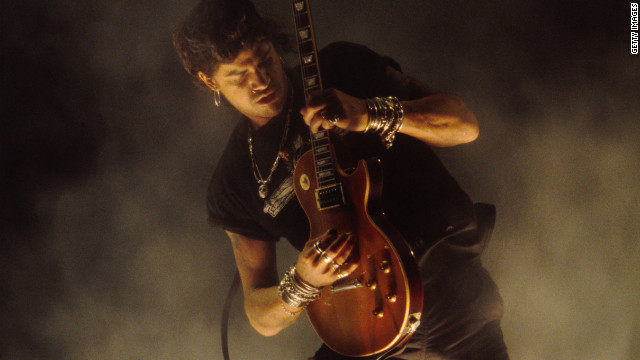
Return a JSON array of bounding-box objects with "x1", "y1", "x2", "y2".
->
[
  {"x1": 365, "y1": 96, "x2": 404, "y2": 149},
  {"x1": 277, "y1": 265, "x2": 321, "y2": 309},
  {"x1": 280, "y1": 302, "x2": 303, "y2": 316}
]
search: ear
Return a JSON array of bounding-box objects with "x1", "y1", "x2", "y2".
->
[{"x1": 197, "y1": 71, "x2": 217, "y2": 90}]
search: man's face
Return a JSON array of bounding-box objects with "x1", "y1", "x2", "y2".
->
[{"x1": 212, "y1": 41, "x2": 289, "y2": 126}]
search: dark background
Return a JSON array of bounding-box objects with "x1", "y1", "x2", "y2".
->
[{"x1": 2, "y1": 1, "x2": 639, "y2": 359}]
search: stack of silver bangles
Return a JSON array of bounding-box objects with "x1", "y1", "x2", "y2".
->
[
  {"x1": 365, "y1": 96, "x2": 404, "y2": 149},
  {"x1": 278, "y1": 265, "x2": 321, "y2": 314}
]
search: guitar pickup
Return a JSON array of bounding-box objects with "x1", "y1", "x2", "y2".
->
[
  {"x1": 315, "y1": 183, "x2": 345, "y2": 210},
  {"x1": 330, "y1": 279, "x2": 363, "y2": 293}
]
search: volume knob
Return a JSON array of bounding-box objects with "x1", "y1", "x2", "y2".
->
[{"x1": 380, "y1": 260, "x2": 391, "y2": 274}]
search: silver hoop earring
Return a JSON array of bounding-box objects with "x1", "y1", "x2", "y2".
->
[{"x1": 213, "y1": 90, "x2": 221, "y2": 107}]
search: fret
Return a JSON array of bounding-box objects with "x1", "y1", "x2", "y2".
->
[
  {"x1": 304, "y1": 85, "x2": 320, "y2": 99},
  {"x1": 317, "y1": 165, "x2": 333, "y2": 173},
  {"x1": 302, "y1": 64, "x2": 318, "y2": 79},
  {"x1": 318, "y1": 169, "x2": 334, "y2": 178},
  {"x1": 315, "y1": 145, "x2": 330, "y2": 154},
  {"x1": 314, "y1": 139, "x2": 329, "y2": 147},
  {"x1": 298, "y1": 41, "x2": 315, "y2": 56},
  {"x1": 294, "y1": 14, "x2": 311, "y2": 29},
  {"x1": 304, "y1": 75, "x2": 319, "y2": 89}
]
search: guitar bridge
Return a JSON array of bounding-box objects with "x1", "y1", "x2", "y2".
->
[{"x1": 315, "y1": 183, "x2": 345, "y2": 210}]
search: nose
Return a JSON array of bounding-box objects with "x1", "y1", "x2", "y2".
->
[{"x1": 250, "y1": 67, "x2": 270, "y2": 92}]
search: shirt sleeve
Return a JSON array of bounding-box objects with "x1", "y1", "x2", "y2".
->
[{"x1": 206, "y1": 131, "x2": 280, "y2": 242}]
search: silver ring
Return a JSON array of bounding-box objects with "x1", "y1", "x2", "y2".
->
[
  {"x1": 321, "y1": 110, "x2": 339, "y2": 125},
  {"x1": 337, "y1": 270, "x2": 348, "y2": 279},
  {"x1": 330, "y1": 261, "x2": 341, "y2": 271},
  {"x1": 313, "y1": 241, "x2": 324, "y2": 255},
  {"x1": 321, "y1": 252, "x2": 334, "y2": 264}
]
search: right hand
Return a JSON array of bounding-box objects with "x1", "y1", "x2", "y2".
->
[{"x1": 295, "y1": 229, "x2": 359, "y2": 288}]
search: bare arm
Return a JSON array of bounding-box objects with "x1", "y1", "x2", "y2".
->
[
  {"x1": 227, "y1": 230, "x2": 357, "y2": 336},
  {"x1": 227, "y1": 231, "x2": 301, "y2": 336},
  {"x1": 385, "y1": 66, "x2": 478, "y2": 146},
  {"x1": 301, "y1": 66, "x2": 479, "y2": 147}
]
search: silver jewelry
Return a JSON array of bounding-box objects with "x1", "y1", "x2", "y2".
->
[
  {"x1": 330, "y1": 261, "x2": 341, "y2": 271},
  {"x1": 336, "y1": 269, "x2": 348, "y2": 279},
  {"x1": 321, "y1": 252, "x2": 334, "y2": 264},
  {"x1": 278, "y1": 265, "x2": 321, "y2": 309},
  {"x1": 365, "y1": 96, "x2": 404, "y2": 148},
  {"x1": 213, "y1": 89, "x2": 221, "y2": 107},
  {"x1": 313, "y1": 241, "x2": 324, "y2": 255},
  {"x1": 321, "y1": 109, "x2": 339, "y2": 126},
  {"x1": 248, "y1": 108, "x2": 291, "y2": 199},
  {"x1": 281, "y1": 302, "x2": 303, "y2": 316}
]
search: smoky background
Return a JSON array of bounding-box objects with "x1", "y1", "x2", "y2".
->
[{"x1": 1, "y1": 0, "x2": 638, "y2": 359}]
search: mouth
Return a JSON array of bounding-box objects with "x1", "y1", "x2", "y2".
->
[{"x1": 255, "y1": 88, "x2": 278, "y2": 104}]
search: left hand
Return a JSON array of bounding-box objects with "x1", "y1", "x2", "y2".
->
[{"x1": 300, "y1": 88, "x2": 369, "y2": 133}]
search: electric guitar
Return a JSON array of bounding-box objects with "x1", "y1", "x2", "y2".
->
[{"x1": 290, "y1": 0, "x2": 424, "y2": 356}]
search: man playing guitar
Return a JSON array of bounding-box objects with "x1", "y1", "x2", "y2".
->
[{"x1": 173, "y1": 0, "x2": 509, "y2": 358}]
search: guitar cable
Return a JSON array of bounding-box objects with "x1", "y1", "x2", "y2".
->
[{"x1": 221, "y1": 269, "x2": 241, "y2": 360}]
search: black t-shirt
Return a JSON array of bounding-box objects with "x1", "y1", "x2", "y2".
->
[{"x1": 207, "y1": 42, "x2": 474, "y2": 253}]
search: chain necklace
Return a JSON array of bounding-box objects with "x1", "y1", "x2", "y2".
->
[{"x1": 248, "y1": 107, "x2": 292, "y2": 199}]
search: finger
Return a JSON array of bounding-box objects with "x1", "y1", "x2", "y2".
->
[
  {"x1": 331, "y1": 234, "x2": 356, "y2": 263},
  {"x1": 300, "y1": 102, "x2": 325, "y2": 122},
  {"x1": 321, "y1": 119, "x2": 336, "y2": 131},
  {"x1": 304, "y1": 229, "x2": 336, "y2": 257},
  {"x1": 318, "y1": 235, "x2": 353, "y2": 270},
  {"x1": 340, "y1": 260, "x2": 359, "y2": 275},
  {"x1": 306, "y1": 89, "x2": 335, "y2": 107},
  {"x1": 314, "y1": 234, "x2": 348, "y2": 267},
  {"x1": 332, "y1": 260, "x2": 358, "y2": 280},
  {"x1": 325, "y1": 232, "x2": 351, "y2": 252},
  {"x1": 316, "y1": 237, "x2": 340, "y2": 265},
  {"x1": 301, "y1": 106, "x2": 326, "y2": 133},
  {"x1": 324, "y1": 232, "x2": 350, "y2": 254}
]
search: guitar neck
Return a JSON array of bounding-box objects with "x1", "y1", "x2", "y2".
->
[
  {"x1": 291, "y1": 0, "x2": 340, "y2": 191},
  {"x1": 291, "y1": 0, "x2": 323, "y2": 99}
]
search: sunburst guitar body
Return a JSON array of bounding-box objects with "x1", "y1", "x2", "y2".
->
[{"x1": 293, "y1": 130, "x2": 423, "y2": 357}]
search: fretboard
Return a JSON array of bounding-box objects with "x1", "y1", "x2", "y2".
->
[
  {"x1": 291, "y1": 0, "x2": 322, "y2": 99},
  {"x1": 291, "y1": 0, "x2": 338, "y2": 190}
]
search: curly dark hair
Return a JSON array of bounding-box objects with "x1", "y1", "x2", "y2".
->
[{"x1": 173, "y1": 0, "x2": 288, "y2": 91}]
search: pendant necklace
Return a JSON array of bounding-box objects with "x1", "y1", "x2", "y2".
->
[{"x1": 248, "y1": 107, "x2": 292, "y2": 199}]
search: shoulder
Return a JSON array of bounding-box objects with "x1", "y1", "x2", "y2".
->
[
  {"x1": 319, "y1": 41, "x2": 402, "y2": 98},
  {"x1": 319, "y1": 41, "x2": 401, "y2": 71},
  {"x1": 207, "y1": 121, "x2": 250, "y2": 201},
  {"x1": 319, "y1": 41, "x2": 368, "y2": 55}
]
